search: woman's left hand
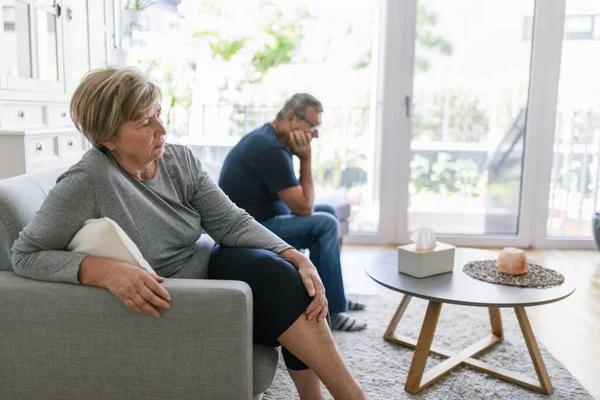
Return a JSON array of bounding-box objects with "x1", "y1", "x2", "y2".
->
[
  {"x1": 280, "y1": 248, "x2": 328, "y2": 322},
  {"x1": 297, "y1": 262, "x2": 328, "y2": 322}
]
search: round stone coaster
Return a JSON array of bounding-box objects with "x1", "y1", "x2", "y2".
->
[{"x1": 463, "y1": 260, "x2": 565, "y2": 289}]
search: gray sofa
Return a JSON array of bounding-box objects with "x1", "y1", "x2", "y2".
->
[{"x1": 0, "y1": 168, "x2": 278, "y2": 400}]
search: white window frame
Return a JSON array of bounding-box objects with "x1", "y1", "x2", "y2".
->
[{"x1": 345, "y1": 0, "x2": 412, "y2": 245}]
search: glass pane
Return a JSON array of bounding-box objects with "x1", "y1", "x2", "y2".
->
[
  {"x1": 66, "y1": 0, "x2": 90, "y2": 92},
  {"x1": 36, "y1": 8, "x2": 58, "y2": 81},
  {"x1": 125, "y1": 0, "x2": 381, "y2": 234},
  {"x1": 87, "y1": 0, "x2": 107, "y2": 68},
  {"x1": 565, "y1": 16, "x2": 593, "y2": 33},
  {"x1": 87, "y1": 1, "x2": 105, "y2": 25},
  {"x1": 89, "y1": 27, "x2": 107, "y2": 68},
  {"x1": 564, "y1": 15, "x2": 594, "y2": 39},
  {"x1": 546, "y1": 1, "x2": 600, "y2": 238},
  {"x1": 3, "y1": 0, "x2": 32, "y2": 78},
  {"x1": 408, "y1": 0, "x2": 534, "y2": 235}
]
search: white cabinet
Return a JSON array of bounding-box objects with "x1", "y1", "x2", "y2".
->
[
  {"x1": 0, "y1": 100, "x2": 88, "y2": 179},
  {"x1": 64, "y1": 0, "x2": 90, "y2": 94},
  {"x1": 88, "y1": 0, "x2": 118, "y2": 69},
  {"x1": 1, "y1": 101, "x2": 46, "y2": 129},
  {"x1": 64, "y1": 0, "x2": 120, "y2": 93},
  {"x1": 0, "y1": 0, "x2": 119, "y2": 179},
  {"x1": 0, "y1": 0, "x2": 64, "y2": 93}
]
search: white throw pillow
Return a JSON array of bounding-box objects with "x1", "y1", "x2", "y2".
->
[{"x1": 67, "y1": 217, "x2": 154, "y2": 273}]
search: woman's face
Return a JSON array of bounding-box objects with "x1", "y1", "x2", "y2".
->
[{"x1": 104, "y1": 102, "x2": 166, "y2": 165}]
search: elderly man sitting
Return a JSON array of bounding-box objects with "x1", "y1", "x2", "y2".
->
[{"x1": 219, "y1": 94, "x2": 367, "y2": 332}]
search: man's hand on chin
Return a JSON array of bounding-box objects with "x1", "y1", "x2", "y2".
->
[{"x1": 289, "y1": 129, "x2": 312, "y2": 161}]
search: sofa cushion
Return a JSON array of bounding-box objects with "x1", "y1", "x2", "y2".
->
[{"x1": 0, "y1": 168, "x2": 67, "y2": 271}]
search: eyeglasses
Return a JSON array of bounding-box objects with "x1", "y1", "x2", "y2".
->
[{"x1": 295, "y1": 112, "x2": 321, "y2": 133}]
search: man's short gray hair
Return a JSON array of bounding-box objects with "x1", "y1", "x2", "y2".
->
[{"x1": 276, "y1": 93, "x2": 323, "y2": 120}]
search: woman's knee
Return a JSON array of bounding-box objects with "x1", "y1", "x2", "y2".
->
[
  {"x1": 219, "y1": 248, "x2": 308, "y2": 302},
  {"x1": 261, "y1": 255, "x2": 311, "y2": 300}
]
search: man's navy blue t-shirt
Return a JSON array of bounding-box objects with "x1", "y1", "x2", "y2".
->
[{"x1": 219, "y1": 123, "x2": 299, "y2": 222}]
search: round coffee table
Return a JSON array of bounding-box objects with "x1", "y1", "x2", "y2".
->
[{"x1": 365, "y1": 247, "x2": 576, "y2": 395}]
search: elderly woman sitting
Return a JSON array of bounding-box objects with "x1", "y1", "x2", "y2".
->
[{"x1": 11, "y1": 67, "x2": 366, "y2": 400}]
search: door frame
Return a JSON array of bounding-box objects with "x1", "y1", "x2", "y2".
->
[{"x1": 345, "y1": 0, "x2": 412, "y2": 245}]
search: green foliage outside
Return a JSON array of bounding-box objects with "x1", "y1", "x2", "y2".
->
[
  {"x1": 124, "y1": 0, "x2": 158, "y2": 11},
  {"x1": 414, "y1": 3, "x2": 452, "y2": 72},
  {"x1": 410, "y1": 153, "x2": 486, "y2": 197},
  {"x1": 353, "y1": 3, "x2": 452, "y2": 72},
  {"x1": 134, "y1": 57, "x2": 194, "y2": 135},
  {"x1": 412, "y1": 86, "x2": 490, "y2": 142},
  {"x1": 209, "y1": 38, "x2": 247, "y2": 62},
  {"x1": 189, "y1": 2, "x2": 312, "y2": 96},
  {"x1": 131, "y1": 0, "x2": 312, "y2": 136}
]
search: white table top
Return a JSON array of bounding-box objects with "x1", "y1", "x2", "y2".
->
[{"x1": 365, "y1": 248, "x2": 576, "y2": 308}]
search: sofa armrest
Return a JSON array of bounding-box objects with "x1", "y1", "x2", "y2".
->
[{"x1": 0, "y1": 272, "x2": 254, "y2": 400}]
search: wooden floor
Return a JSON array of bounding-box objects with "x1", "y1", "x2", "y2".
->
[{"x1": 340, "y1": 245, "x2": 600, "y2": 399}]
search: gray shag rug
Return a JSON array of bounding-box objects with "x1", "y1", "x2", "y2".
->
[{"x1": 264, "y1": 294, "x2": 592, "y2": 400}]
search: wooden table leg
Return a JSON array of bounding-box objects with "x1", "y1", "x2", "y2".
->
[
  {"x1": 383, "y1": 298, "x2": 554, "y2": 395},
  {"x1": 405, "y1": 301, "x2": 443, "y2": 394},
  {"x1": 489, "y1": 307, "x2": 503, "y2": 338},
  {"x1": 514, "y1": 307, "x2": 554, "y2": 395},
  {"x1": 384, "y1": 295, "x2": 412, "y2": 340}
]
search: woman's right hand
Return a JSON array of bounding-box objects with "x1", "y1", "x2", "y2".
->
[{"x1": 101, "y1": 262, "x2": 171, "y2": 318}]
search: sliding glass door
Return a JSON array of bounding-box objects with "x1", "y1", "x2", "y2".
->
[
  {"x1": 546, "y1": 1, "x2": 600, "y2": 240},
  {"x1": 362, "y1": 0, "x2": 596, "y2": 249},
  {"x1": 407, "y1": 0, "x2": 534, "y2": 236}
]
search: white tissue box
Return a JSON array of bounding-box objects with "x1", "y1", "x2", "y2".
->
[{"x1": 397, "y1": 242, "x2": 455, "y2": 278}]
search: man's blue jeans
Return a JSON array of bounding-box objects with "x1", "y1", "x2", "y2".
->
[{"x1": 261, "y1": 204, "x2": 347, "y2": 313}]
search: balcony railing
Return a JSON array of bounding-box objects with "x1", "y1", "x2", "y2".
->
[{"x1": 169, "y1": 102, "x2": 502, "y2": 143}]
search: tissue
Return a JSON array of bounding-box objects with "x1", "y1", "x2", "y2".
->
[{"x1": 410, "y1": 227, "x2": 437, "y2": 251}]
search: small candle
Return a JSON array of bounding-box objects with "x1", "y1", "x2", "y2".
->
[{"x1": 497, "y1": 247, "x2": 528, "y2": 275}]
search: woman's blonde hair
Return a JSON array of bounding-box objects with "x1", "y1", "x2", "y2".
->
[{"x1": 70, "y1": 67, "x2": 161, "y2": 151}]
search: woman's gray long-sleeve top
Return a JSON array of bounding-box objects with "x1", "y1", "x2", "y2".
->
[{"x1": 11, "y1": 144, "x2": 292, "y2": 283}]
